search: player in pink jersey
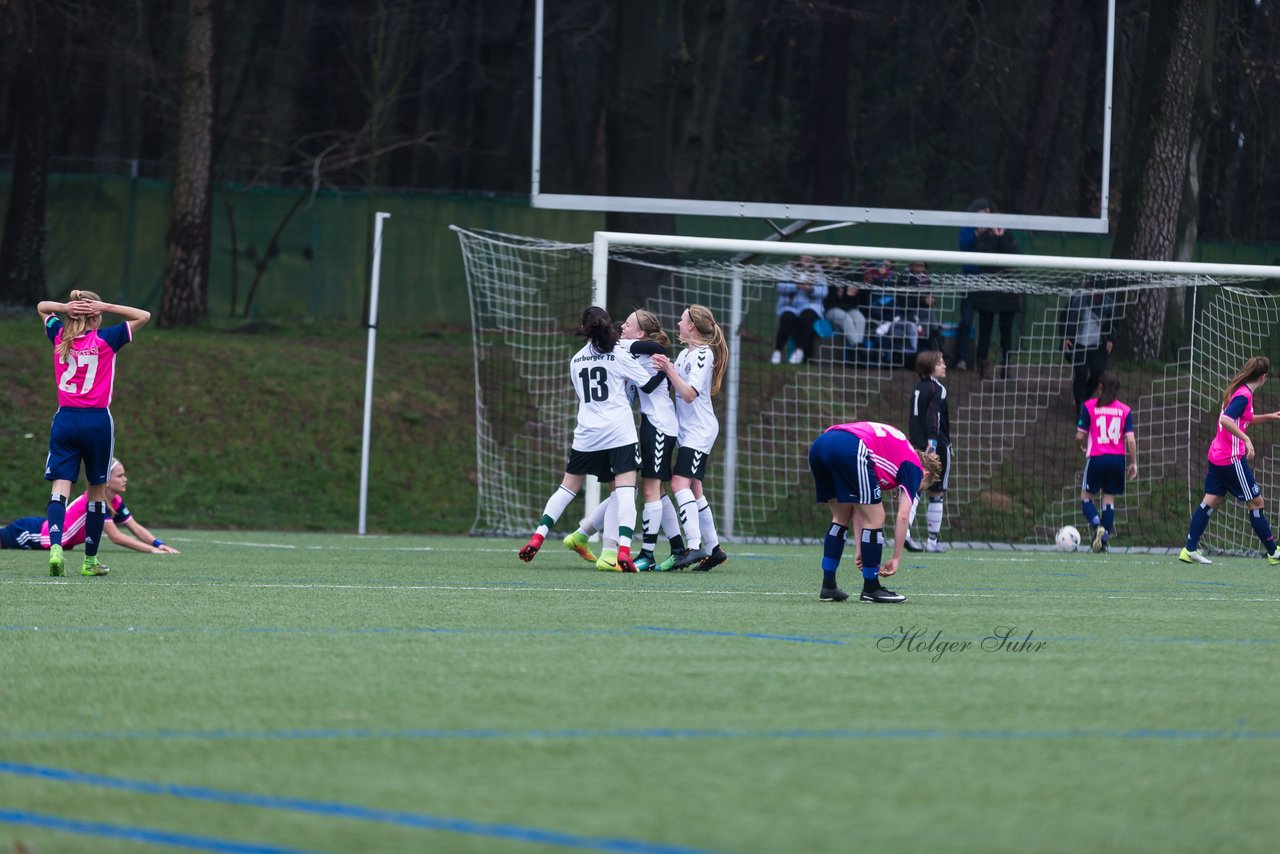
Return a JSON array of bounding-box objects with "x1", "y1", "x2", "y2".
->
[
  {"x1": 1074, "y1": 373, "x2": 1137, "y2": 553},
  {"x1": 1180, "y1": 356, "x2": 1280, "y2": 565},
  {"x1": 37, "y1": 290, "x2": 151, "y2": 578},
  {"x1": 3, "y1": 459, "x2": 180, "y2": 555},
  {"x1": 808, "y1": 421, "x2": 942, "y2": 603}
]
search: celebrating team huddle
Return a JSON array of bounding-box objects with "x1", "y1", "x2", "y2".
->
[{"x1": 520, "y1": 304, "x2": 728, "y2": 573}]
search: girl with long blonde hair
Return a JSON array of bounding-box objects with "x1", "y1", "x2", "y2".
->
[
  {"x1": 652, "y1": 304, "x2": 730, "y2": 570},
  {"x1": 1180, "y1": 356, "x2": 1280, "y2": 565},
  {"x1": 36, "y1": 290, "x2": 151, "y2": 577}
]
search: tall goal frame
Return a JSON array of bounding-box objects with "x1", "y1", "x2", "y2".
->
[{"x1": 457, "y1": 224, "x2": 1280, "y2": 553}]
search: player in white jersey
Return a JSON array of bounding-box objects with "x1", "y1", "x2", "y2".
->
[
  {"x1": 519, "y1": 306, "x2": 657, "y2": 572},
  {"x1": 651, "y1": 304, "x2": 730, "y2": 571},
  {"x1": 563, "y1": 310, "x2": 689, "y2": 571}
]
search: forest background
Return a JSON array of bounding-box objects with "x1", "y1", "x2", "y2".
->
[
  {"x1": 2, "y1": 0, "x2": 1280, "y2": 533},
  {"x1": 2, "y1": 0, "x2": 1279, "y2": 329}
]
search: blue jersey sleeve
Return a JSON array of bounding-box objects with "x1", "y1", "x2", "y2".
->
[
  {"x1": 98, "y1": 322, "x2": 131, "y2": 353},
  {"x1": 1123, "y1": 412, "x2": 1135, "y2": 434},
  {"x1": 1076, "y1": 406, "x2": 1089, "y2": 431},
  {"x1": 896, "y1": 461, "x2": 923, "y2": 501},
  {"x1": 45, "y1": 315, "x2": 62, "y2": 343},
  {"x1": 113, "y1": 502, "x2": 132, "y2": 525},
  {"x1": 1223, "y1": 394, "x2": 1248, "y2": 420}
]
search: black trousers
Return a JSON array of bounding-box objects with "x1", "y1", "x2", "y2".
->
[
  {"x1": 1071, "y1": 347, "x2": 1109, "y2": 414},
  {"x1": 976, "y1": 311, "x2": 1016, "y2": 365},
  {"x1": 775, "y1": 309, "x2": 821, "y2": 358}
]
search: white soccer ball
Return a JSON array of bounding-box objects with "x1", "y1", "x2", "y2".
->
[{"x1": 1055, "y1": 526, "x2": 1082, "y2": 551}]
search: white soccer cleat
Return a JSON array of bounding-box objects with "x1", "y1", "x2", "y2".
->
[
  {"x1": 788, "y1": 348, "x2": 805, "y2": 364},
  {"x1": 770, "y1": 350, "x2": 783, "y2": 364},
  {"x1": 924, "y1": 540, "x2": 948, "y2": 553},
  {"x1": 1178, "y1": 548, "x2": 1212, "y2": 565}
]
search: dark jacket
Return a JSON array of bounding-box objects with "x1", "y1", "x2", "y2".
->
[
  {"x1": 1057, "y1": 291, "x2": 1117, "y2": 364},
  {"x1": 967, "y1": 229, "x2": 1021, "y2": 313}
]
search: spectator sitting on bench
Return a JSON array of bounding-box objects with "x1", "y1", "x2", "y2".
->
[
  {"x1": 771, "y1": 255, "x2": 828, "y2": 364},
  {"x1": 823, "y1": 256, "x2": 868, "y2": 362}
]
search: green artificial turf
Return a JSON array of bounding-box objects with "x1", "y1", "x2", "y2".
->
[{"x1": 3, "y1": 534, "x2": 1279, "y2": 853}]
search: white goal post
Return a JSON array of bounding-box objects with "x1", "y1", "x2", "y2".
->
[{"x1": 457, "y1": 224, "x2": 1280, "y2": 554}]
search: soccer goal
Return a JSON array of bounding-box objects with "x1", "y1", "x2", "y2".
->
[{"x1": 453, "y1": 225, "x2": 1280, "y2": 554}]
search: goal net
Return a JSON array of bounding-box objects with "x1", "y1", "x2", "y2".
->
[{"x1": 454, "y1": 226, "x2": 1280, "y2": 554}]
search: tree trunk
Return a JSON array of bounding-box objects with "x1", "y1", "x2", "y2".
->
[
  {"x1": 1014, "y1": 0, "x2": 1084, "y2": 215},
  {"x1": 161, "y1": 0, "x2": 216, "y2": 327},
  {"x1": 1110, "y1": 0, "x2": 1210, "y2": 362},
  {"x1": 0, "y1": 40, "x2": 51, "y2": 305}
]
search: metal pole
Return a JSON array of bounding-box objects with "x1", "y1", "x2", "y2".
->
[
  {"x1": 358, "y1": 212, "x2": 391, "y2": 535},
  {"x1": 722, "y1": 271, "x2": 744, "y2": 538}
]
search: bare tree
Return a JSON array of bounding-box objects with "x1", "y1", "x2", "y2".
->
[
  {"x1": 160, "y1": 0, "x2": 216, "y2": 327},
  {"x1": 1111, "y1": 0, "x2": 1212, "y2": 361}
]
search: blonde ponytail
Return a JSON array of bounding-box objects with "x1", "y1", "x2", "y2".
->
[{"x1": 55, "y1": 289, "x2": 102, "y2": 364}]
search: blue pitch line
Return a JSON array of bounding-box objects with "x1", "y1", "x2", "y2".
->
[
  {"x1": 5, "y1": 624, "x2": 1279, "y2": 646},
  {"x1": 635, "y1": 626, "x2": 844, "y2": 645},
  {"x1": 6, "y1": 727, "x2": 1280, "y2": 746},
  {"x1": 0, "y1": 808, "x2": 321, "y2": 853},
  {"x1": 0, "y1": 762, "x2": 724, "y2": 854}
]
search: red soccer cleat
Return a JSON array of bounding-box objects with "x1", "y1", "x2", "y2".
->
[
  {"x1": 519, "y1": 533, "x2": 544, "y2": 562},
  {"x1": 617, "y1": 546, "x2": 638, "y2": 573}
]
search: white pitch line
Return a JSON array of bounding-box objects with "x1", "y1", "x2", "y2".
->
[{"x1": 3, "y1": 578, "x2": 1277, "y2": 602}]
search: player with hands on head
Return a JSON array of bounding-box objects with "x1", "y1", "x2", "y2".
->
[
  {"x1": 1075, "y1": 372, "x2": 1137, "y2": 553},
  {"x1": 36, "y1": 290, "x2": 151, "y2": 577},
  {"x1": 807, "y1": 421, "x2": 941, "y2": 603},
  {"x1": 1180, "y1": 356, "x2": 1280, "y2": 565}
]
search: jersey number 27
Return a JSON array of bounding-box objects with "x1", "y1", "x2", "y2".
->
[{"x1": 58, "y1": 352, "x2": 99, "y2": 395}]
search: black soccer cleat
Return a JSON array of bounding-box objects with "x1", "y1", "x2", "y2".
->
[
  {"x1": 819, "y1": 586, "x2": 849, "y2": 602},
  {"x1": 694, "y1": 545, "x2": 728, "y2": 571},
  {"x1": 671, "y1": 548, "x2": 708, "y2": 571},
  {"x1": 860, "y1": 586, "x2": 907, "y2": 604},
  {"x1": 903, "y1": 535, "x2": 925, "y2": 553}
]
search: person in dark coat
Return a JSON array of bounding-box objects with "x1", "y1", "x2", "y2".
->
[{"x1": 967, "y1": 218, "x2": 1021, "y2": 379}]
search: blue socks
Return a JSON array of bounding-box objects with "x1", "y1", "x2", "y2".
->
[
  {"x1": 1186, "y1": 503, "x2": 1213, "y2": 551},
  {"x1": 861, "y1": 528, "x2": 884, "y2": 582},
  {"x1": 822, "y1": 523, "x2": 847, "y2": 588},
  {"x1": 84, "y1": 500, "x2": 108, "y2": 557},
  {"x1": 1101, "y1": 505, "x2": 1115, "y2": 538},
  {"x1": 1249, "y1": 508, "x2": 1276, "y2": 552},
  {"x1": 46, "y1": 495, "x2": 67, "y2": 547},
  {"x1": 1081, "y1": 500, "x2": 1100, "y2": 529}
]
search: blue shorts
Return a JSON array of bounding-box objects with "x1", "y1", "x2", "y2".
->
[
  {"x1": 1204, "y1": 460, "x2": 1261, "y2": 502},
  {"x1": 1, "y1": 517, "x2": 44, "y2": 550},
  {"x1": 1082, "y1": 454, "x2": 1127, "y2": 496},
  {"x1": 809, "y1": 429, "x2": 881, "y2": 505},
  {"x1": 46, "y1": 407, "x2": 115, "y2": 485}
]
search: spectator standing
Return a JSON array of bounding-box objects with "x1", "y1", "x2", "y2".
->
[
  {"x1": 1059, "y1": 281, "x2": 1117, "y2": 414},
  {"x1": 967, "y1": 209, "x2": 1021, "y2": 379},
  {"x1": 954, "y1": 197, "x2": 990, "y2": 370}
]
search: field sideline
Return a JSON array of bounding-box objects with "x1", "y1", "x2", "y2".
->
[{"x1": 3, "y1": 532, "x2": 1279, "y2": 853}]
